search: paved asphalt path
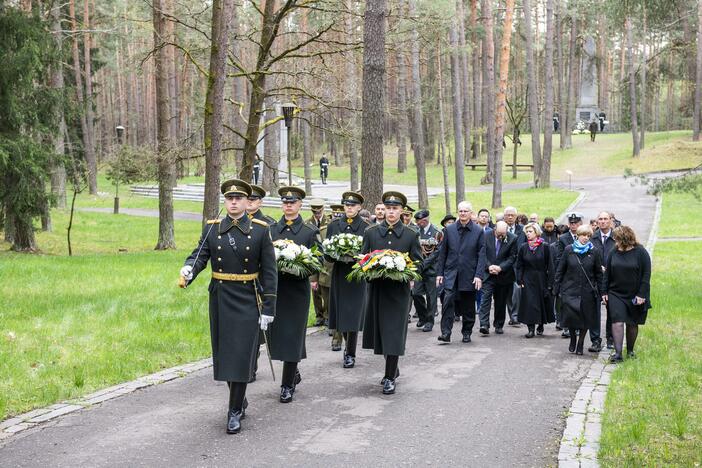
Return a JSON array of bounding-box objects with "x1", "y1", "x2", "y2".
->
[{"x1": 1, "y1": 175, "x2": 658, "y2": 467}]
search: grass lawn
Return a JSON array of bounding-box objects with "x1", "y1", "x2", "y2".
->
[
  {"x1": 657, "y1": 192, "x2": 702, "y2": 238},
  {"x1": 599, "y1": 193, "x2": 702, "y2": 466}
]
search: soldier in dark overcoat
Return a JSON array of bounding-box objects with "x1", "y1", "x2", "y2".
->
[
  {"x1": 411, "y1": 209, "x2": 441, "y2": 332},
  {"x1": 361, "y1": 191, "x2": 423, "y2": 395},
  {"x1": 325, "y1": 191, "x2": 371, "y2": 369},
  {"x1": 247, "y1": 184, "x2": 276, "y2": 225},
  {"x1": 269, "y1": 186, "x2": 321, "y2": 403},
  {"x1": 180, "y1": 179, "x2": 277, "y2": 435}
]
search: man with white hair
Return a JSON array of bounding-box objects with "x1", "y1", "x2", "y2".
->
[
  {"x1": 503, "y1": 206, "x2": 524, "y2": 325},
  {"x1": 435, "y1": 201, "x2": 486, "y2": 343}
]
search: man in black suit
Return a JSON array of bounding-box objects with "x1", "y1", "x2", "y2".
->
[
  {"x1": 435, "y1": 201, "x2": 486, "y2": 343},
  {"x1": 503, "y1": 206, "x2": 524, "y2": 325},
  {"x1": 555, "y1": 212, "x2": 583, "y2": 337},
  {"x1": 591, "y1": 211, "x2": 616, "y2": 350},
  {"x1": 478, "y1": 221, "x2": 518, "y2": 335}
]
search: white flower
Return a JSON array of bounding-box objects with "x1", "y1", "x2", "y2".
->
[{"x1": 393, "y1": 256, "x2": 406, "y2": 271}]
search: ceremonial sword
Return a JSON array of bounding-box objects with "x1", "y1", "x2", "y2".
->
[{"x1": 178, "y1": 208, "x2": 223, "y2": 289}]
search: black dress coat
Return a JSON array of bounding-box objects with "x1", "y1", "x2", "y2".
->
[
  {"x1": 515, "y1": 242, "x2": 554, "y2": 325},
  {"x1": 269, "y1": 215, "x2": 321, "y2": 362},
  {"x1": 435, "y1": 220, "x2": 486, "y2": 292},
  {"x1": 482, "y1": 230, "x2": 518, "y2": 285},
  {"x1": 184, "y1": 214, "x2": 277, "y2": 382},
  {"x1": 361, "y1": 221, "x2": 423, "y2": 356},
  {"x1": 249, "y1": 209, "x2": 276, "y2": 226},
  {"x1": 326, "y1": 215, "x2": 371, "y2": 332},
  {"x1": 553, "y1": 245, "x2": 604, "y2": 329},
  {"x1": 604, "y1": 245, "x2": 652, "y2": 325}
]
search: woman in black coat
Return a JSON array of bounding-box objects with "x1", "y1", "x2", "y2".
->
[
  {"x1": 269, "y1": 187, "x2": 321, "y2": 403},
  {"x1": 516, "y1": 222, "x2": 554, "y2": 337},
  {"x1": 553, "y1": 225, "x2": 604, "y2": 354},
  {"x1": 603, "y1": 226, "x2": 651, "y2": 363}
]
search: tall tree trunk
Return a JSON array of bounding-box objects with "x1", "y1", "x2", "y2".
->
[
  {"x1": 345, "y1": 1, "x2": 360, "y2": 190},
  {"x1": 50, "y1": 3, "x2": 67, "y2": 208},
  {"x1": 436, "y1": 40, "x2": 451, "y2": 214},
  {"x1": 562, "y1": 14, "x2": 577, "y2": 149},
  {"x1": 626, "y1": 16, "x2": 640, "y2": 157},
  {"x1": 457, "y1": 0, "x2": 472, "y2": 161},
  {"x1": 449, "y1": 21, "x2": 465, "y2": 206},
  {"x1": 522, "y1": 0, "x2": 542, "y2": 187},
  {"x1": 153, "y1": 0, "x2": 176, "y2": 249},
  {"x1": 492, "y1": 0, "x2": 515, "y2": 209},
  {"x1": 695, "y1": 0, "x2": 702, "y2": 141},
  {"x1": 470, "y1": 0, "x2": 481, "y2": 159},
  {"x1": 302, "y1": 100, "x2": 313, "y2": 194},
  {"x1": 408, "y1": 0, "x2": 428, "y2": 209},
  {"x1": 481, "y1": 0, "x2": 496, "y2": 184},
  {"x1": 262, "y1": 97, "x2": 280, "y2": 191},
  {"x1": 396, "y1": 48, "x2": 408, "y2": 172},
  {"x1": 360, "y1": 0, "x2": 387, "y2": 209},
  {"x1": 640, "y1": 7, "x2": 646, "y2": 150},
  {"x1": 541, "y1": 0, "x2": 554, "y2": 188},
  {"x1": 82, "y1": 0, "x2": 97, "y2": 194},
  {"x1": 556, "y1": 0, "x2": 565, "y2": 147},
  {"x1": 203, "y1": 0, "x2": 233, "y2": 222}
]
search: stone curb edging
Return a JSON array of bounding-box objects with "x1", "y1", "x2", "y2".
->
[
  {"x1": 557, "y1": 191, "x2": 587, "y2": 225},
  {"x1": 0, "y1": 326, "x2": 324, "y2": 442},
  {"x1": 557, "y1": 191, "x2": 663, "y2": 467}
]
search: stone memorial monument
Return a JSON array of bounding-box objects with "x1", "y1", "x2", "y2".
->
[{"x1": 576, "y1": 36, "x2": 600, "y2": 125}]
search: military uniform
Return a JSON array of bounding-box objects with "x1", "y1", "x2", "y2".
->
[
  {"x1": 412, "y1": 210, "x2": 440, "y2": 330},
  {"x1": 361, "y1": 191, "x2": 423, "y2": 394},
  {"x1": 326, "y1": 192, "x2": 370, "y2": 368},
  {"x1": 181, "y1": 178, "x2": 277, "y2": 434},
  {"x1": 306, "y1": 199, "x2": 330, "y2": 326}
]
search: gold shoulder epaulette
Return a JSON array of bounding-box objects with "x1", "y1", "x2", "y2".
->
[
  {"x1": 251, "y1": 218, "x2": 269, "y2": 227},
  {"x1": 206, "y1": 219, "x2": 221, "y2": 224},
  {"x1": 366, "y1": 223, "x2": 380, "y2": 230}
]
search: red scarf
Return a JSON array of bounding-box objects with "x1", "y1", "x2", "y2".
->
[{"x1": 527, "y1": 237, "x2": 544, "y2": 252}]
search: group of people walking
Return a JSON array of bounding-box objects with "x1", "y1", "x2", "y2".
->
[{"x1": 179, "y1": 180, "x2": 651, "y2": 435}]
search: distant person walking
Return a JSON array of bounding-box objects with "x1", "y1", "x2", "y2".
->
[
  {"x1": 589, "y1": 120, "x2": 598, "y2": 142},
  {"x1": 319, "y1": 154, "x2": 330, "y2": 184}
]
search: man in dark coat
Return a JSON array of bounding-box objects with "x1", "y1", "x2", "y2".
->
[
  {"x1": 306, "y1": 198, "x2": 330, "y2": 326},
  {"x1": 180, "y1": 179, "x2": 277, "y2": 435},
  {"x1": 478, "y1": 221, "x2": 518, "y2": 335},
  {"x1": 269, "y1": 186, "x2": 321, "y2": 403},
  {"x1": 247, "y1": 185, "x2": 276, "y2": 225},
  {"x1": 361, "y1": 191, "x2": 423, "y2": 394},
  {"x1": 503, "y1": 206, "x2": 525, "y2": 325},
  {"x1": 555, "y1": 212, "x2": 583, "y2": 337},
  {"x1": 412, "y1": 209, "x2": 441, "y2": 332},
  {"x1": 319, "y1": 154, "x2": 330, "y2": 184},
  {"x1": 542, "y1": 217, "x2": 559, "y2": 245},
  {"x1": 591, "y1": 211, "x2": 616, "y2": 350},
  {"x1": 435, "y1": 201, "x2": 487, "y2": 343},
  {"x1": 326, "y1": 191, "x2": 371, "y2": 369}
]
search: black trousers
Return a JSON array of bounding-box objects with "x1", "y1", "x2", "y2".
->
[
  {"x1": 412, "y1": 275, "x2": 437, "y2": 324},
  {"x1": 478, "y1": 280, "x2": 512, "y2": 329},
  {"x1": 440, "y1": 289, "x2": 476, "y2": 337}
]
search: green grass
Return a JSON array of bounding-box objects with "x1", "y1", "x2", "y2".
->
[
  {"x1": 657, "y1": 192, "x2": 702, "y2": 238},
  {"x1": 599, "y1": 193, "x2": 702, "y2": 466}
]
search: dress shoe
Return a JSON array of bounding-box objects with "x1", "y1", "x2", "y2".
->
[
  {"x1": 627, "y1": 350, "x2": 637, "y2": 359},
  {"x1": 380, "y1": 368, "x2": 400, "y2": 385},
  {"x1": 608, "y1": 354, "x2": 624, "y2": 364},
  {"x1": 343, "y1": 354, "x2": 355, "y2": 368},
  {"x1": 437, "y1": 334, "x2": 451, "y2": 343},
  {"x1": 606, "y1": 339, "x2": 614, "y2": 349},
  {"x1": 568, "y1": 341, "x2": 576, "y2": 353},
  {"x1": 279, "y1": 385, "x2": 295, "y2": 403},
  {"x1": 294, "y1": 369, "x2": 302, "y2": 386},
  {"x1": 382, "y1": 379, "x2": 396, "y2": 395},
  {"x1": 331, "y1": 343, "x2": 342, "y2": 352},
  {"x1": 525, "y1": 331, "x2": 535, "y2": 338},
  {"x1": 495, "y1": 327, "x2": 504, "y2": 334},
  {"x1": 479, "y1": 327, "x2": 489, "y2": 335},
  {"x1": 536, "y1": 324, "x2": 544, "y2": 335},
  {"x1": 575, "y1": 344, "x2": 584, "y2": 355},
  {"x1": 226, "y1": 409, "x2": 243, "y2": 434},
  {"x1": 561, "y1": 330, "x2": 571, "y2": 338},
  {"x1": 588, "y1": 341, "x2": 603, "y2": 353},
  {"x1": 508, "y1": 319, "x2": 517, "y2": 326},
  {"x1": 462, "y1": 334, "x2": 472, "y2": 343},
  {"x1": 454, "y1": 315, "x2": 461, "y2": 322},
  {"x1": 422, "y1": 322, "x2": 434, "y2": 332},
  {"x1": 416, "y1": 320, "x2": 426, "y2": 328}
]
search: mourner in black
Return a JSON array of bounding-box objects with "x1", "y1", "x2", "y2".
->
[
  {"x1": 516, "y1": 222, "x2": 554, "y2": 337},
  {"x1": 603, "y1": 226, "x2": 651, "y2": 363},
  {"x1": 252, "y1": 157, "x2": 261, "y2": 185},
  {"x1": 555, "y1": 212, "x2": 583, "y2": 337},
  {"x1": 553, "y1": 225, "x2": 604, "y2": 355},
  {"x1": 326, "y1": 191, "x2": 371, "y2": 369},
  {"x1": 180, "y1": 179, "x2": 277, "y2": 435},
  {"x1": 247, "y1": 185, "x2": 276, "y2": 225},
  {"x1": 542, "y1": 217, "x2": 559, "y2": 245},
  {"x1": 412, "y1": 209, "x2": 441, "y2": 332},
  {"x1": 436, "y1": 201, "x2": 486, "y2": 343},
  {"x1": 269, "y1": 186, "x2": 321, "y2": 403},
  {"x1": 319, "y1": 154, "x2": 330, "y2": 184},
  {"x1": 478, "y1": 221, "x2": 518, "y2": 334},
  {"x1": 503, "y1": 206, "x2": 524, "y2": 325},
  {"x1": 361, "y1": 191, "x2": 423, "y2": 394},
  {"x1": 592, "y1": 211, "x2": 616, "y2": 350}
]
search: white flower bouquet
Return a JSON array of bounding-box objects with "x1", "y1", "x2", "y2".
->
[
  {"x1": 322, "y1": 233, "x2": 364, "y2": 262},
  {"x1": 346, "y1": 249, "x2": 421, "y2": 283},
  {"x1": 273, "y1": 239, "x2": 323, "y2": 277}
]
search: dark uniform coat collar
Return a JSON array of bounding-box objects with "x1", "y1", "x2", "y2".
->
[
  {"x1": 277, "y1": 215, "x2": 304, "y2": 234},
  {"x1": 219, "y1": 213, "x2": 252, "y2": 235},
  {"x1": 379, "y1": 220, "x2": 404, "y2": 238}
]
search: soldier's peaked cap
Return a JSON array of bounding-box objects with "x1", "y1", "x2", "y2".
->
[
  {"x1": 278, "y1": 186, "x2": 306, "y2": 201},
  {"x1": 221, "y1": 179, "x2": 252, "y2": 197},
  {"x1": 249, "y1": 184, "x2": 266, "y2": 198},
  {"x1": 341, "y1": 191, "x2": 364, "y2": 205},
  {"x1": 382, "y1": 191, "x2": 407, "y2": 206}
]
